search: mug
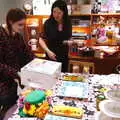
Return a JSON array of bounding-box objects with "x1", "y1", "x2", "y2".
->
[{"x1": 28, "y1": 39, "x2": 38, "y2": 51}]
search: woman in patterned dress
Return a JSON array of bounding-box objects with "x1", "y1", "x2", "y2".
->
[{"x1": 0, "y1": 8, "x2": 34, "y2": 119}]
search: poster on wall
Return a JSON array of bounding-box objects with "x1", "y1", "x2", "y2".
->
[
  {"x1": 33, "y1": 0, "x2": 56, "y2": 15},
  {"x1": 100, "y1": 0, "x2": 120, "y2": 13},
  {"x1": 91, "y1": 0, "x2": 120, "y2": 13}
]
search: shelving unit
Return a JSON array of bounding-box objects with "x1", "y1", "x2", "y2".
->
[
  {"x1": 24, "y1": 13, "x2": 120, "y2": 52},
  {"x1": 24, "y1": 13, "x2": 120, "y2": 74},
  {"x1": 68, "y1": 13, "x2": 120, "y2": 74},
  {"x1": 91, "y1": 13, "x2": 120, "y2": 16},
  {"x1": 24, "y1": 14, "x2": 92, "y2": 55},
  {"x1": 24, "y1": 15, "x2": 49, "y2": 58}
]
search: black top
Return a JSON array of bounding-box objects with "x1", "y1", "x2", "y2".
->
[{"x1": 42, "y1": 19, "x2": 72, "y2": 56}]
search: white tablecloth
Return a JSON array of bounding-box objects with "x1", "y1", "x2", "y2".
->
[{"x1": 8, "y1": 74, "x2": 120, "y2": 120}]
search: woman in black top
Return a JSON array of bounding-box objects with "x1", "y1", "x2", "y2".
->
[{"x1": 39, "y1": 0, "x2": 74, "y2": 72}]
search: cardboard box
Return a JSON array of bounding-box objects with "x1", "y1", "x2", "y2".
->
[{"x1": 21, "y1": 58, "x2": 62, "y2": 89}]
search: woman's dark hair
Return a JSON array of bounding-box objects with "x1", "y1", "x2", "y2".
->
[
  {"x1": 6, "y1": 8, "x2": 26, "y2": 35},
  {"x1": 50, "y1": 0, "x2": 72, "y2": 34}
]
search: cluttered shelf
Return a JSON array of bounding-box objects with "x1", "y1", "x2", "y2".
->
[
  {"x1": 91, "y1": 13, "x2": 120, "y2": 16},
  {"x1": 24, "y1": 13, "x2": 120, "y2": 54},
  {"x1": 68, "y1": 57, "x2": 120, "y2": 74},
  {"x1": 69, "y1": 14, "x2": 91, "y2": 17},
  {"x1": 68, "y1": 46, "x2": 120, "y2": 74}
]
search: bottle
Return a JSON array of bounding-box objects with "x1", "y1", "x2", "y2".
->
[{"x1": 96, "y1": 95, "x2": 105, "y2": 111}]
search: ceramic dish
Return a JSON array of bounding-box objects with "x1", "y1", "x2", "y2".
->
[
  {"x1": 99, "y1": 100, "x2": 120, "y2": 119},
  {"x1": 105, "y1": 89, "x2": 120, "y2": 101},
  {"x1": 96, "y1": 112, "x2": 119, "y2": 120}
]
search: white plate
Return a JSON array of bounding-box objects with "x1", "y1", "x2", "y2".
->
[
  {"x1": 105, "y1": 89, "x2": 120, "y2": 101},
  {"x1": 95, "y1": 111, "x2": 120, "y2": 120},
  {"x1": 95, "y1": 112, "x2": 113, "y2": 120},
  {"x1": 99, "y1": 100, "x2": 120, "y2": 118}
]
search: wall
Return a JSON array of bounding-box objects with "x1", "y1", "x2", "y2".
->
[
  {"x1": 0, "y1": 0, "x2": 91, "y2": 23},
  {"x1": 78, "y1": 0, "x2": 90, "y2": 4},
  {"x1": 0, "y1": 0, "x2": 27, "y2": 24}
]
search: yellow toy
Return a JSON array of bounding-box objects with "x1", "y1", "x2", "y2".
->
[
  {"x1": 23, "y1": 103, "x2": 36, "y2": 116},
  {"x1": 63, "y1": 75, "x2": 86, "y2": 82},
  {"x1": 52, "y1": 105, "x2": 84, "y2": 118},
  {"x1": 34, "y1": 101, "x2": 49, "y2": 119},
  {"x1": 45, "y1": 90, "x2": 53, "y2": 96}
]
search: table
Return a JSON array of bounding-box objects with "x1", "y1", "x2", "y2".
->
[{"x1": 8, "y1": 74, "x2": 120, "y2": 120}]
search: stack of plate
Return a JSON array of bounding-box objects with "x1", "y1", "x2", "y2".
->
[
  {"x1": 98, "y1": 89, "x2": 120, "y2": 120},
  {"x1": 21, "y1": 58, "x2": 62, "y2": 89}
]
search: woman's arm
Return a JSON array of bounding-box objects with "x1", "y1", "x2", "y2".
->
[
  {"x1": 39, "y1": 37, "x2": 56, "y2": 60},
  {"x1": 39, "y1": 20, "x2": 56, "y2": 60},
  {"x1": 0, "y1": 31, "x2": 20, "y2": 81},
  {"x1": 0, "y1": 63, "x2": 20, "y2": 80},
  {"x1": 0, "y1": 33, "x2": 24, "y2": 88}
]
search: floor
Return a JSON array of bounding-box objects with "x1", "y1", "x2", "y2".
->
[{"x1": 3, "y1": 85, "x2": 26, "y2": 120}]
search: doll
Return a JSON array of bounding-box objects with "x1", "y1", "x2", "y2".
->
[{"x1": 97, "y1": 24, "x2": 107, "y2": 44}]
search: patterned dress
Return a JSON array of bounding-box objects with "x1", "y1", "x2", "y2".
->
[{"x1": 0, "y1": 26, "x2": 34, "y2": 105}]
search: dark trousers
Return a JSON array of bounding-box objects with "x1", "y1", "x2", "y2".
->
[
  {"x1": 0, "y1": 82, "x2": 18, "y2": 120},
  {"x1": 46, "y1": 54, "x2": 68, "y2": 73},
  {"x1": 56, "y1": 55, "x2": 68, "y2": 72},
  {"x1": 0, "y1": 82, "x2": 18, "y2": 106}
]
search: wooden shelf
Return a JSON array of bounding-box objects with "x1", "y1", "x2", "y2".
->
[
  {"x1": 91, "y1": 13, "x2": 120, "y2": 16},
  {"x1": 91, "y1": 24, "x2": 120, "y2": 27},
  {"x1": 68, "y1": 53, "x2": 120, "y2": 74},
  {"x1": 27, "y1": 14, "x2": 120, "y2": 18},
  {"x1": 69, "y1": 54, "x2": 93, "y2": 60},
  {"x1": 92, "y1": 23, "x2": 120, "y2": 25},
  {"x1": 69, "y1": 54, "x2": 120, "y2": 60},
  {"x1": 72, "y1": 26, "x2": 90, "y2": 28},
  {"x1": 27, "y1": 15, "x2": 49, "y2": 18},
  {"x1": 70, "y1": 13, "x2": 120, "y2": 17},
  {"x1": 70, "y1": 14, "x2": 91, "y2": 17}
]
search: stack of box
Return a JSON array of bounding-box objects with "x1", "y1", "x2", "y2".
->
[{"x1": 21, "y1": 58, "x2": 62, "y2": 89}]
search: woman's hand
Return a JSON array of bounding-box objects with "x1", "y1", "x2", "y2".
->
[
  {"x1": 47, "y1": 50, "x2": 56, "y2": 61},
  {"x1": 14, "y1": 79, "x2": 24, "y2": 89}
]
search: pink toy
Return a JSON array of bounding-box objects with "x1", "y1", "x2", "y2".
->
[
  {"x1": 97, "y1": 25, "x2": 107, "y2": 43},
  {"x1": 97, "y1": 27, "x2": 105, "y2": 38}
]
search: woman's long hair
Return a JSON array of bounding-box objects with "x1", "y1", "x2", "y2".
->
[
  {"x1": 6, "y1": 8, "x2": 26, "y2": 36},
  {"x1": 50, "y1": 0, "x2": 72, "y2": 32}
]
